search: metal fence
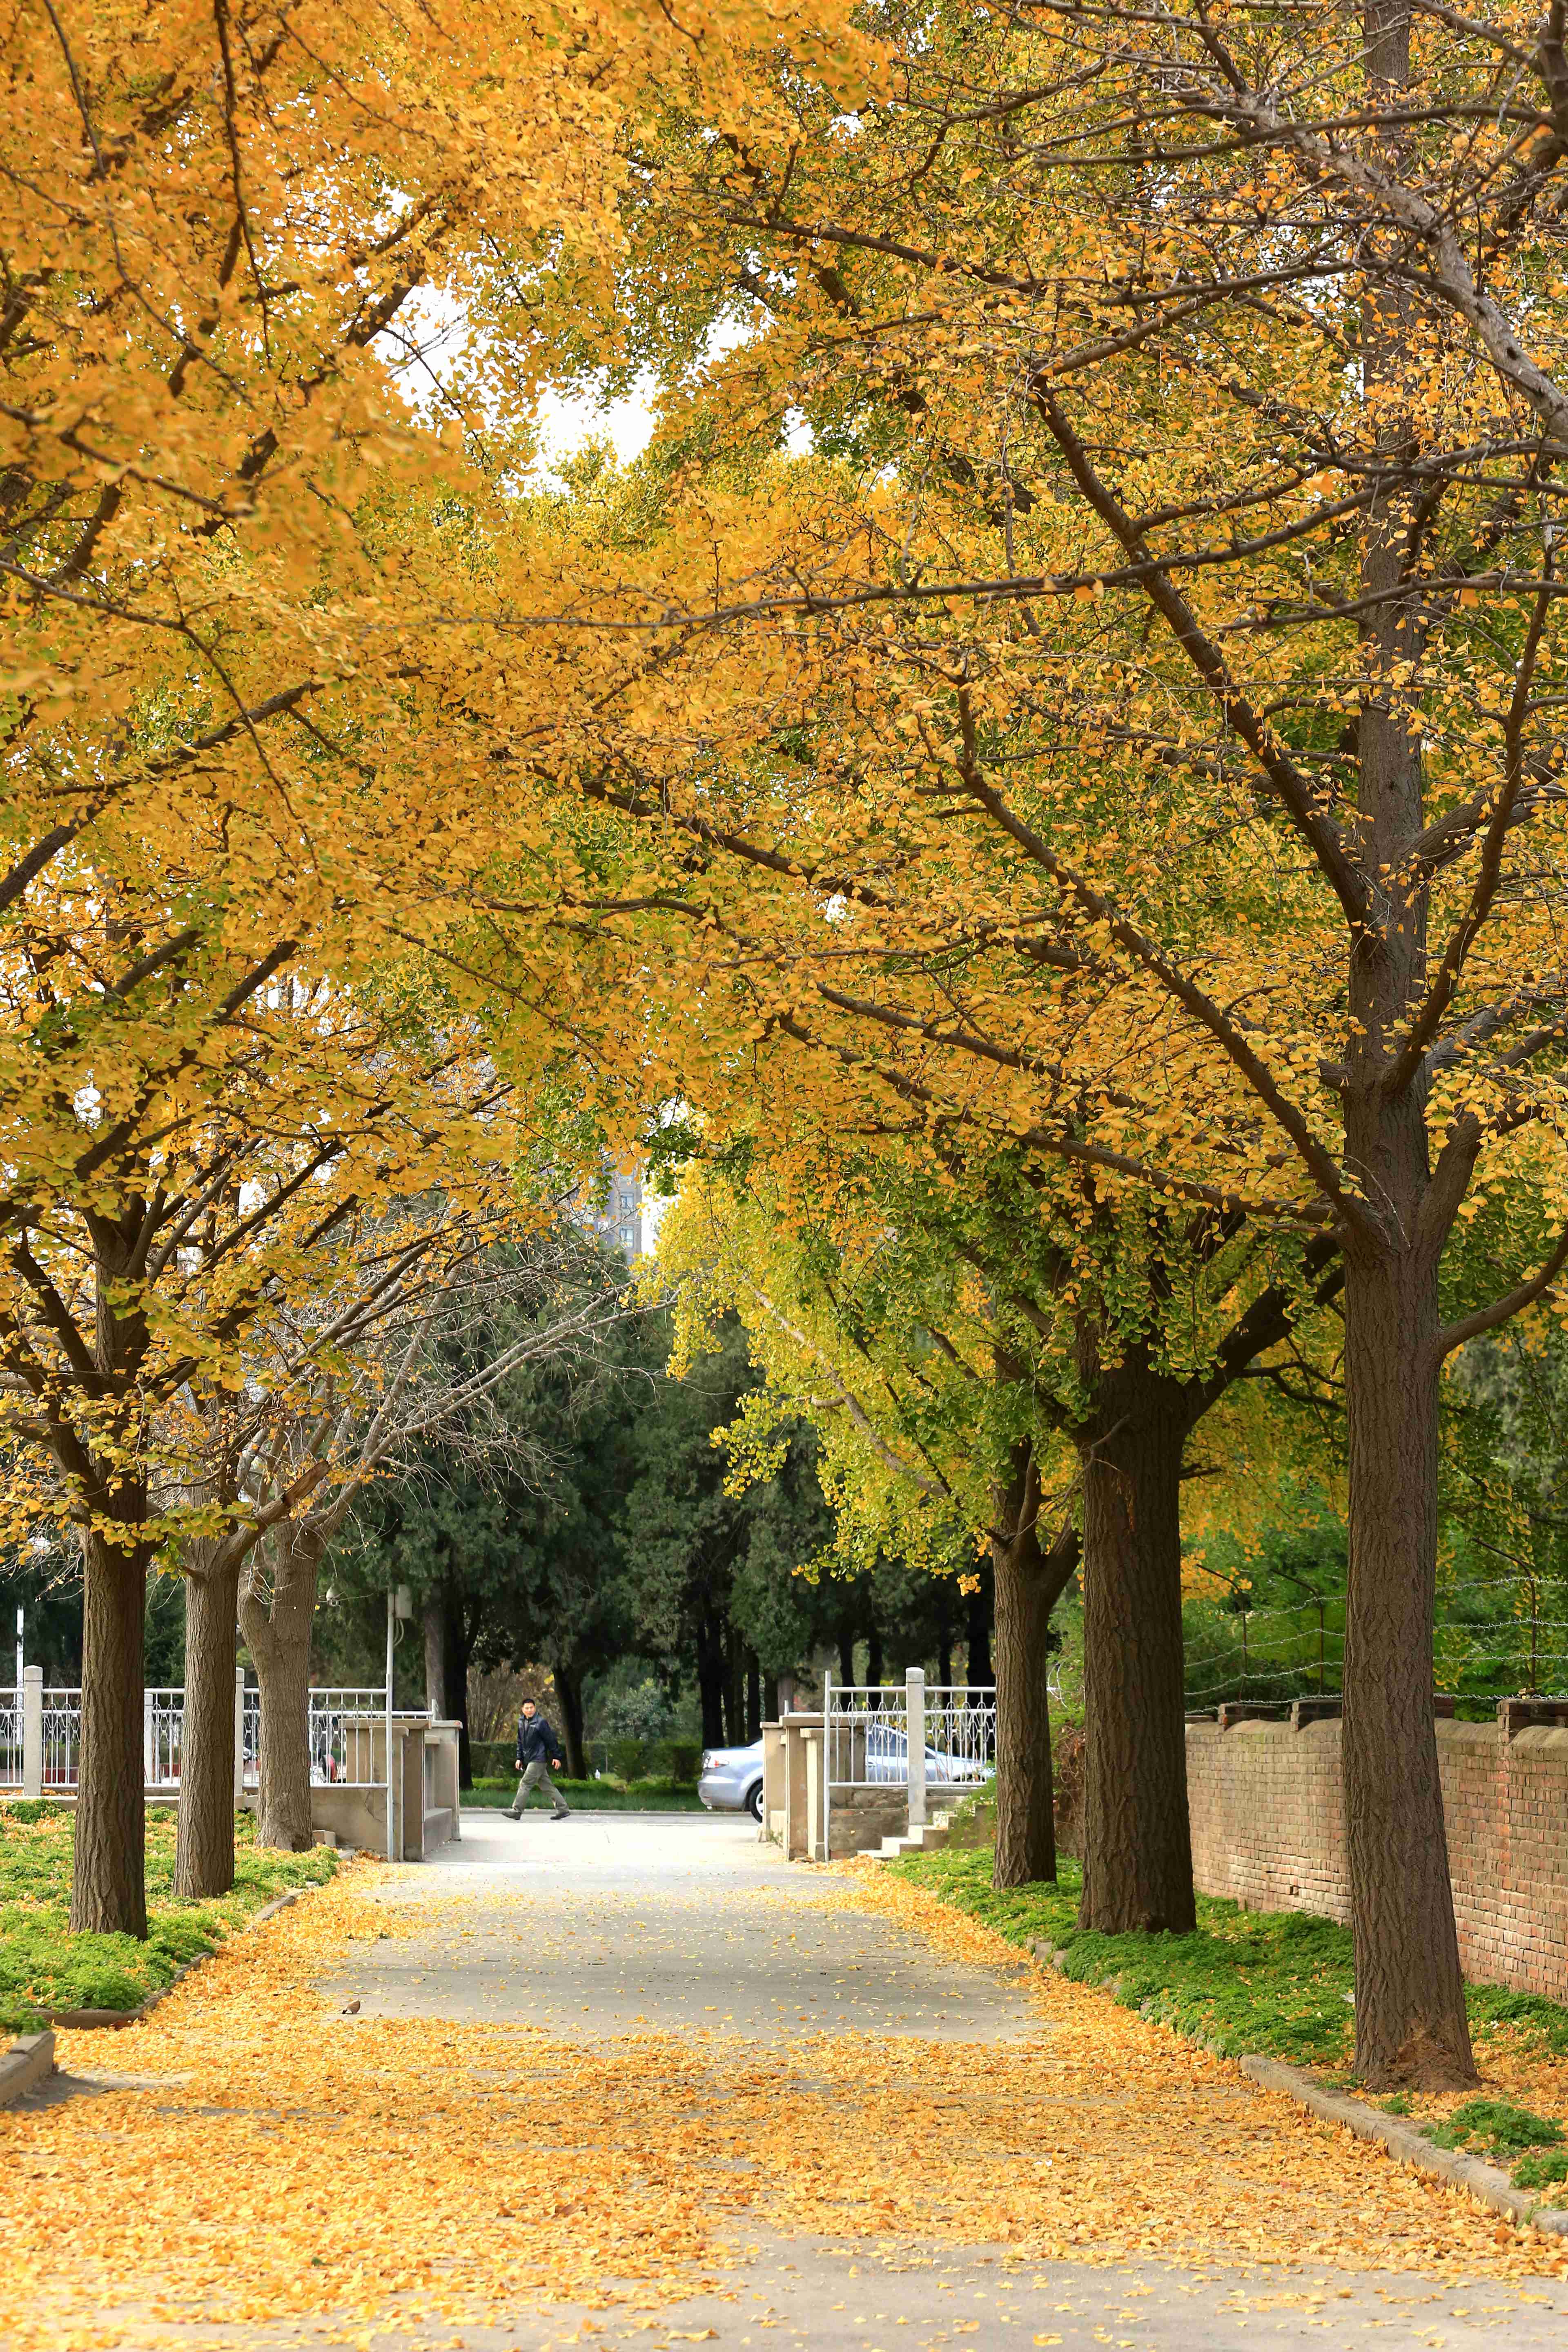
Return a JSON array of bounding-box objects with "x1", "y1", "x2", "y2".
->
[
  {"x1": 306, "y1": 1689, "x2": 388, "y2": 1787},
  {"x1": 823, "y1": 1678, "x2": 996, "y2": 1787},
  {"x1": 145, "y1": 1687, "x2": 184, "y2": 1788},
  {"x1": 0, "y1": 1687, "x2": 20, "y2": 1786},
  {"x1": 42, "y1": 1688, "x2": 80, "y2": 1787},
  {"x1": 242, "y1": 1686, "x2": 261, "y2": 1791},
  {"x1": 0, "y1": 1684, "x2": 386, "y2": 1792},
  {"x1": 824, "y1": 1683, "x2": 909, "y2": 1784},
  {"x1": 925, "y1": 1686, "x2": 999, "y2": 1782}
]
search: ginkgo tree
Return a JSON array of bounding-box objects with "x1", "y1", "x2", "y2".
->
[
  {"x1": 0, "y1": 816, "x2": 540, "y2": 1932},
  {"x1": 651, "y1": 1104, "x2": 1345, "y2": 1902},
  {"x1": 165, "y1": 1200, "x2": 633, "y2": 1886},
  {"x1": 454, "y1": 0, "x2": 1568, "y2": 2090}
]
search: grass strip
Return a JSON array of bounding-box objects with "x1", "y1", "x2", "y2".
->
[
  {"x1": 1, "y1": 1800, "x2": 336, "y2": 2034},
  {"x1": 892, "y1": 1843, "x2": 1568, "y2": 2065},
  {"x1": 889, "y1": 1845, "x2": 1358, "y2": 2066},
  {"x1": 465, "y1": 1775, "x2": 706, "y2": 1811}
]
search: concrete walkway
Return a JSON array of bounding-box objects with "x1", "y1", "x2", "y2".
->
[
  {"x1": 304, "y1": 1813, "x2": 1564, "y2": 2351},
  {"x1": 11, "y1": 1811, "x2": 1567, "y2": 2350},
  {"x1": 320, "y1": 1806, "x2": 1039, "y2": 2040}
]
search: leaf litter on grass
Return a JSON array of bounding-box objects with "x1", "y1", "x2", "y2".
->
[{"x1": 5, "y1": 1856, "x2": 1568, "y2": 2352}]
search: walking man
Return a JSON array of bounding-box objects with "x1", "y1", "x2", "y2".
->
[{"x1": 506, "y1": 1697, "x2": 572, "y2": 1820}]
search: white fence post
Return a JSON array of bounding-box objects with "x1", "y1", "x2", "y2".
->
[
  {"x1": 143, "y1": 1687, "x2": 154, "y2": 1786},
  {"x1": 821, "y1": 1669, "x2": 832, "y2": 1863},
  {"x1": 22, "y1": 1665, "x2": 42, "y2": 1799},
  {"x1": 906, "y1": 1666, "x2": 926, "y2": 1831},
  {"x1": 233, "y1": 1667, "x2": 245, "y2": 1811}
]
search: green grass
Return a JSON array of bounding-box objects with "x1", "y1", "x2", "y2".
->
[
  {"x1": 1428, "y1": 2097, "x2": 1563, "y2": 2161},
  {"x1": 891, "y1": 1843, "x2": 1568, "y2": 2086},
  {"x1": 0, "y1": 1800, "x2": 336, "y2": 2035},
  {"x1": 464, "y1": 1775, "x2": 706, "y2": 1812},
  {"x1": 1425, "y1": 2098, "x2": 1568, "y2": 2190},
  {"x1": 891, "y1": 1845, "x2": 1357, "y2": 2065}
]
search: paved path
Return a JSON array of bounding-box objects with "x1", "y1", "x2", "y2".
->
[
  {"x1": 311, "y1": 1814, "x2": 1564, "y2": 2350},
  {"x1": 318, "y1": 1807, "x2": 1039, "y2": 2040},
  {"x1": 11, "y1": 1812, "x2": 1567, "y2": 2350}
]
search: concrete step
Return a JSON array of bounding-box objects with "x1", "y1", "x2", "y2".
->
[{"x1": 867, "y1": 1820, "x2": 954, "y2": 1862}]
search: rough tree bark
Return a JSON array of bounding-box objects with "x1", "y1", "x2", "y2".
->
[
  {"x1": 991, "y1": 1435, "x2": 1080, "y2": 1889},
  {"x1": 71, "y1": 1521, "x2": 150, "y2": 1936},
  {"x1": 174, "y1": 1545, "x2": 241, "y2": 1900},
  {"x1": 240, "y1": 1521, "x2": 328, "y2": 1852},
  {"x1": 965, "y1": 1562, "x2": 993, "y2": 1687},
  {"x1": 438, "y1": 1588, "x2": 473, "y2": 1784},
  {"x1": 1076, "y1": 1349, "x2": 1195, "y2": 1934},
  {"x1": 726, "y1": 1622, "x2": 746, "y2": 1744},
  {"x1": 697, "y1": 1613, "x2": 728, "y2": 1745},
  {"x1": 553, "y1": 1663, "x2": 587, "y2": 1780},
  {"x1": 1328, "y1": 0, "x2": 1475, "y2": 2086},
  {"x1": 422, "y1": 1593, "x2": 446, "y2": 1717},
  {"x1": 1341, "y1": 1222, "x2": 1471, "y2": 2083}
]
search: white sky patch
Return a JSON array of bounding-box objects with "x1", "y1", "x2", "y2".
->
[
  {"x1": 532, "y1": 372, "x2": 661, "y2": 473},
  {"x1": 381, "y1": 294, "x2": 811, "y2": 484},
  {"x1": 73, "y1": 1083, "x2": 101, "y2": 1126}
]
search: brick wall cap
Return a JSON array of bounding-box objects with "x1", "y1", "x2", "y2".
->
[
  {"x1": 1295, "y1": 1717, "x2": 1343, "y2": 1744},
  {"x1": 1509, "y1": 1724, "x2": 1568, "y2": 1753},
  {"x1": 1437, "y1": 1719, "x2": 1502, "y2": 1750}
]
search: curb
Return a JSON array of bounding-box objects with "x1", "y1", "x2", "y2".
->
[
  {"x1": 1023, "y1": 1940, "x2": 1568, "y2": 2241},
  {"x1": 1240, "y1": 2055, "x2": 1568, "y2": 2241},
  {"x1": 30, "y1": 1875, "x2": 327, "y2": 2032},
  {"x1": 0, "y1": 2030, "x2": 56, "y2": 2109}
]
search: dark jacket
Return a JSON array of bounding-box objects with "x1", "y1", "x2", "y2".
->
[{"x1": 517, "y1": 1713, "x2": 562, "y2": 1768}]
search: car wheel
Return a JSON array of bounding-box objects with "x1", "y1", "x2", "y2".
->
[{"x1": 746, "y1": 1781, "x2": 764, "y2": 1822}]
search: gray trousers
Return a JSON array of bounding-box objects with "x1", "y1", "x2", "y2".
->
[{"x1": 507, "y1": 1759, "x2": 570, "y2": 1817}]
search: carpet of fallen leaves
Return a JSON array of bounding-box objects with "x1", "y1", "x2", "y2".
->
[{"x1": 4, "y1": 1856, "x2": 1566, "y2": 2351}]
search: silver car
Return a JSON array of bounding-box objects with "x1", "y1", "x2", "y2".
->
[{"x1": 698, "y1": 1737, "x2": 765, "y2": 1821}]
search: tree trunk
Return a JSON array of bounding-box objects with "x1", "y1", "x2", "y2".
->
[
  {"x1": 696, "y1": 1615, "x2": 727, "y2": 1746},
  {"x1": 1326, "y1": 1, "x2": 1476, "y2": 2083},
  {"x1": 423, "y1": 1593, "x2": 445, "y2": 1717},
  {"x1": 443, "y1": 1591, "x2": 472, "y2": 1785},
  {"x1": 991, "y1": 1439, "x2": 1079, "y2": 1889},
  {"x1": 71, "y1": 1524, "x2": 149, "y2": 1936},
  {"x1": 866, "y1": 1619, "x2": 884, "y2": 1689},
  {"x1": 174, "y1": 1549, "x2": 240, "y2": 1900},
  {"x1": 763, "y1": 1670, "x2": 780, "y2": 1724},
  {"x1": 746, "y1": 1649, "x2": 761, "y2": 1741},
  {"x1": 1076, "y1": 1356, "x2": 1195, "y2": 1933},
  {"x1": 725, "y1": 1623, "x2": 746, "y2": 1745},
  {"x1": 1340, "y1": 1152, "x2": 1475, "y2": 2085},
  {"x1": 240, "y1": 1525, "x2": 323, "y2": 1852},
  {"x1": 554, "y1": 1662, "x2": 587, "y2": 1779},
  {"x1": 965, "y1": 1563, "x2": 993, "y2": 1688},
  {"x1": 837, "y1": 1623, "x2": 857, "y2": 1684},
  {"x1": 936, "y1": 1588, "x2": 954, "y2": 1690}
]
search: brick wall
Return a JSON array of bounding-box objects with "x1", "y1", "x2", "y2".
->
[{"x1": 1186, "y1": 1717, "x2": 1568, "y2": 2003}]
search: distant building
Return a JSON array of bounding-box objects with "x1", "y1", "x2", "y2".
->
[{"x1": 579, "y1": 1160, "x2": 644, "y2": 1262}]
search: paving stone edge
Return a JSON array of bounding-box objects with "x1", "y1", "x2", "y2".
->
[
  {"x1": 1023, "y1": 1938, "x2": 1568, "y2": 2241},
  {"x1": 0, "y1": 2028, "x2": 56, "y2": 2109}
]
